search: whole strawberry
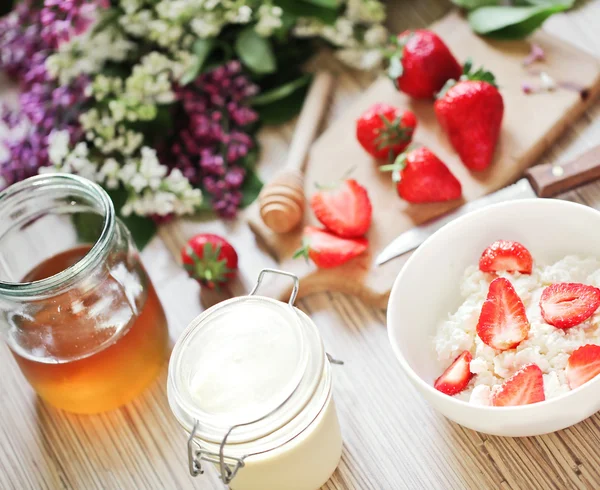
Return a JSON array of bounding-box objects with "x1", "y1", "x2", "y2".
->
[
  {"x1": 381, "y1": 147, "x2": 462, "y2": 204},
  {"x1": 434, "y1": 61, "x2": 504, "y2": 171},
  {"x1": 181, "y1": 233, "x2": 238, "y2": 289},
  {"x1": 356, "y1": 103, "x2": 417, "y2": 161},
  {"x1": 387, "y1": 29, "x2": 462, "y2": 99}
]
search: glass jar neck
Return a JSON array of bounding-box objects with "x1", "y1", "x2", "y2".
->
[{"x1": 0, "y1": 173, "x2": 115, "y2": 299}]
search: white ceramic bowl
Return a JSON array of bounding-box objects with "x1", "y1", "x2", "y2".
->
[{"x1": 387, "y1": 198, "x2": 600, "y2": 437}]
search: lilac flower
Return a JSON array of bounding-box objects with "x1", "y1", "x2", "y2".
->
[
  {"x1": 40, "y1": 0, "x2": 109, "y2": 49},
  {"x1": 162, "y1": 60, "x2": 259, "y2": 218},
  {"x1": 0, "y1": 1, "x2": 49, "y2": 81}
]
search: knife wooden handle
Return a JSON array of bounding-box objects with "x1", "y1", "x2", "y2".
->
[{"x1": 525, "y1": 145, "x2": 600, "y2": 198}]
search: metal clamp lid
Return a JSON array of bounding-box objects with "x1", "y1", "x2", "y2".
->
[{"x1": 186, "y1": 268, "x2": 341, "y2": 483}]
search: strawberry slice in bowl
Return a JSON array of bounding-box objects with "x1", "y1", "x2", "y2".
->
[
  {"x1": 434, "y1": 351, "x2": 473, "y2": 396},
  {"x1": 476, "y1": 277, "x2": 530, "y2": 351},
  {"x1": 540, "y1": 283, "x2": 600, "y2": 329},
  {"x1": 479, "y1": 240, "x2": 533, "y2": 275},
  {"x1": 566, "y1": 344, "x2": 600, "y2": 389},
  {"x1": 491, "y1": 364, "x2": 545, "y2": 407}
]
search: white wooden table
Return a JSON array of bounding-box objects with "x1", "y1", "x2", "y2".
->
[{"x1": 2, "y1": 2, "x2": 600, "y2": 489}]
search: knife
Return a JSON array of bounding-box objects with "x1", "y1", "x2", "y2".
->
[{"x1": 376, "y1": 145, "x2": 600, "y2": 266}]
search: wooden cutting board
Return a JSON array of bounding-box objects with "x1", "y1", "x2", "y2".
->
[{"x1": 247, "y1": 11, "x2": 600, "y2": 309}]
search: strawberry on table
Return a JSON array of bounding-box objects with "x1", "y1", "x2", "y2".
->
[
  {"x1": 294, "y1": 226, "x2": 368, "y2": 269},
  {"x1": 540, "y1": 283, "x2": 600, "y2": 329},
  {"x1": 566, "y1": 344, "x2": 600, "y2": 389},
  {"x1": 310, "y1": 179, "x2": 372, "y2": 238},
  {"x1": 181, "y1": 233, "x2": 238, "y2": 289},
  {"x1": 479, "y1": 240, "x2": 533, "y2": 275},
  {"x1": 387, "y1": 29, "x2": 462, "y2": 99},
  {"x1": 477, "y1": 277, "x2": 530, "y2": 351},
  {"x1": 381, "y1": 147, "x2": 462, "y2": 204},
  {"x1": 491, "y1": 364, "x2": 545, "y2": 407},
  {"x1": 434, "y1": 351, "x2": 473, "y2": 396},
  {"x1": 356, "y1": 103, "x2": 417, "y2": 161},
  {"x1": 434, "y1": 60, "x2": 504, "y2": 171}
]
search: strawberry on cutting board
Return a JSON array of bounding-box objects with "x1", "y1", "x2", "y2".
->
[
  {"x1": 387, "y1": 29, "x2": 462, "y2": 99},
  {"x1": 310, "y1": 179, "x2": 372, "y2": 238},
  {"x1": 434, "y1": 61, "x2": 504, "y2": 171},
  {"x1": 566, "y1": 344, "x2": 600, "y2": 389},
  {"x1": 479, "y1": 240, "x2": 533, "y2": 275},
  {"x1": 294, "y1": 226, "x2": 368, "y2": 269},
  {"x1": 381, "y1": 147, "x2": 462, "y2": 204},
  {"x1": 356, "y1": 103, "x2": 417, "y2": 161},
  {"x1": 434, "y1": 351, "x2": 473, "y2": 396},
  {"x1": 491, "y1": 364, "x2": 545, "y2": 407},
  {"x1": 477, "y1": 277, "x2": 530, "y2": 351},
  {"x1": 540, "y1": 283, "x2": 600, "y2": 329}
]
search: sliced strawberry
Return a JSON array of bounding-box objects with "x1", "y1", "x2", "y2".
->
[
  {"x1": 310, "y1": 179, "x2": 372, "y2": 238},
  {"x1": 476, "y1": 277, "x2": 530, "y2": 351},
  {"x1": 479, "y1": 240, "x2": 533, "y2": 275},
  {"x1": 293, "y1": 226, "x2": 368, "y2": 269},
  {"x1": 434, "y1": 351, "x2": 473, "y2": 396},
  {"x1": 540, "y1": 283, "x2": 600, "y2": 329},
  {"x1": 491, "y1": 364, "x2": 545, "y2": 407},
  {"x1": 566, "y1": 344, "x2": 600, "y2": 389}
]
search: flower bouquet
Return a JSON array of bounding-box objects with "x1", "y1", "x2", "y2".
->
[{"x1": 0, "y1": 0, "x2": 387, "y2": 246}]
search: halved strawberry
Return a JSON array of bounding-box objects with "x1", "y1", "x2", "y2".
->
[
  {"x1": 479, "y1": 240, "x2": 533, "y2": 275},
  {"x1": 310, "y1": 179, "x2": 372, "y2": 238},
  {"x1": 540, "y1": 283, "x2": 600, "y2": 329},
  {"x1": 476, "y1": 277, "x2": 530, "y2": 351},
  {"x1": 491, "y1": 364, "x2": 545, "y2": 407},
  {"x1": 566, "y1": 344, "x2": 600, "y2": 389},
  {"x1": 434, "y1": 351, "x2": 473, "y2": 396},
  {"x1": 293, "y1": 226, "x2": 368, "y2": 269}
]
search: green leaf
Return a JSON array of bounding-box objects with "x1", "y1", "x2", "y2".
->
[
  {"x1": 300, "y1": 0, "x2": 339, "y2": 8},
  {"x1": 450, "y1": 0, "x2": 499, "y2": 9},
  {"x1": 273, "y1": 0, "x2": 338, "y2": 24},
  {"x1": 180, "y1": 39, "x2": 216, "y2": 85},
  {"x1": 468, "y1": 3, "x2": 571, "y2": 38},
  {"x1": 250, "y1": 74, "x2": 312, "y2": 106},
  {"x1": 235, "y1": 27, "x2": 277, "y2": 74},
  {"x1": 256, "y1": 83, "x2": 309, "y2": 125},
  {"x1": 240, "y1": 169, "x2": 264, "y2": 208}
]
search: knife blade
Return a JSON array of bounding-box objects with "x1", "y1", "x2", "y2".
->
[{"x1": 375, "y1": 145, "x2": 600, "y2": 267}]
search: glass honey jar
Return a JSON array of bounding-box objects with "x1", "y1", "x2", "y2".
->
[{"x1": 0, "y1": 173, "x2": 169, "y2": 414}]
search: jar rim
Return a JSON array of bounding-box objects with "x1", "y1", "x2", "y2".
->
[
  {"x1": 167, "y1": 295, "x2": 328, "y2": 450},
  {"x1": 0, "y1": 173, "x2": 115, "y2": 298}
]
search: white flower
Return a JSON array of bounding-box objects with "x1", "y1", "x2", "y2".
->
[
  {"x1": 364, "y1": 24, "x2": 388, "y2": 47},
  {"x1": 255, "y1": 4, "x2": 283, "y2": 37},
  {"x1": 226, "y1": 5, "x2": 252, "y2": 24},
  {"x1": 98, "y1": 158, "x2": 120, "y2": 189},
  {"x1": 336, "y1": 48, "x2": 383, "y2": 70},
  {"x1": 120, "y1": 0, "x2": 143, "y2": 15},
  {"x1": 48, "y1": 130, "x2": 71, "y2": 165},
  {"x1": 346, "y1": 0, "x2": 386, "y2": 23},
  {"x1": 191, "y1": 15, "x2": 222, "y2": 38}
]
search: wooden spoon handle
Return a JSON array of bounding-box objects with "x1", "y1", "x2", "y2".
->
[
  {"x1": 286, "y1": 71, "x2": 335, "y2": 172},
  {"x1": 525, "y1": 145, "x2": 600, "y2": 198}
]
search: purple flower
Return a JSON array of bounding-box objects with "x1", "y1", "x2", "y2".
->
[
  {"x1": 40, "y1": 0, "x2": 107, "y2": 48},
  {"x1": 162, "y1": 60, "x2": 259, "y2": 218}
]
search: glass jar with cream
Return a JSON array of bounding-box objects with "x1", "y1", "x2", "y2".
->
[{"x1": 167, "y1": 269, "x2": 342, "y2": 490}]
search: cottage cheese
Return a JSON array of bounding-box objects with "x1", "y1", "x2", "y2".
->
[{"x1": 434, "y1": 256, "x2": 600, "y2": 405}]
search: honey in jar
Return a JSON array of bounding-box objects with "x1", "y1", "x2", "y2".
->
[{"x1": 0, "y1": 174, "x2": 170, "y2": 414}]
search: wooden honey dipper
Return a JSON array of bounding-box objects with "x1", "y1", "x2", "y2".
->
[{"x1": 259, "y1": 71, "x2": 335, "y2": 233}]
